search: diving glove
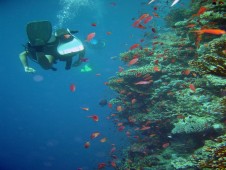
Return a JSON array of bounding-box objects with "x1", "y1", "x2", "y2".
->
[{"x1": 24, "y1": 66, "x2": 36, "y2": 73}]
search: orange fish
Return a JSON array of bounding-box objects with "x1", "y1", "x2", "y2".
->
[
  {"x1": 189, "y1": 84, "x2": 196, "y2": 92},
  {"x1": 132, "y1": 19, "x2": 141, "y2": 27},
  {"x1": 106, "y1": 32, "x2": 112, "y2": 35},
  {"x1": 118, "y1": 125, "x2": 125, "y2": 131},
  {"x1": 131, "y1": 98, "x2": 136, "y2": 104},
  {"x1": 134, "y1": 80, "x2": 152, "y2": 85},
  {"x1": 162, "y1": 142, "x2": 170, "y2": 148},
  {"x1": 81, "y1": 107, "x2": 89, "y2": 111},
  {"x1": 192, "y1": 29, "x2": 226, "y2": 35},
  {"x1": 91, "y1": 23, "x2": 97, "y2": 26},
  {"x1": 70, "y1": 84, "x2": 76, "y2": 92},
  {"x1": 193, "y1": 6, "x2": 207, "y2": 17},
  {"x1": 111, "y1": 161, "x2": 117, "y2": 168},
  {"x1": 87, "y1": 115, "x2": 99, "y2": 121},
  {"x1": 153, "y1": 12, "x2": 159, "y2": 17},
  {"x1": 117, "y1": 122, "x2": 123, "y2": 126},
  {"x1": 149, "y1": 134, "x2": 156, "y2": 137},
  {"x1": 153, "y1": 66, "x2": 160, "y2": 72},
  {"x1": 182, "y1": 69, "x2": 191, "y2": 75},
  {"x1": 177, "y1": 114, "x2": 185, "y2": 119},
  {"x1": 86, "y1": 32, "x2": 95, "y2": 42},
  {"x1": 186, "y1": 24, "x2": 196, "y2": 28},
  {"x1": 84, "y1": 141, "x2": 90, "y2": 148},
  {"x1": 140, "y1": 125, "x2": 151, "y2": 131},
  {"x1": 128, "y1": 58, "x2": 139, "y2": 66},
  {"x1": 116, "y1": 106, "x2": 123, "y2": 112},
  {"x1": 139, "y1": 13, "x2": 149, "y2": 20},
  {"x1": 100, "y1": 137, "x2": 107, "y2": 143},
  {"x1": 91, "y1": 132, "x2": 100, "y2": 139},
  {"x1": 108, "y1": 103, "x2": 113, "y2": 108},
  {"x1": 130, "y1": 44, "x2": 140, "y2": 50},
  {"x1": 98, "y1": 163, "x2": 106, "y2": 169}
]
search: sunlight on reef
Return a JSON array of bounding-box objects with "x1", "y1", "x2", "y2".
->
[{"x1": 57, "y1": 0, "x2": 94, "y2": 27}]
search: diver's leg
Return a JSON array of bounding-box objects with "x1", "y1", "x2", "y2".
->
[
  {"x1": 37, "y1": 53, "x2": 53, "y2": 70},
  {"x1": 65, "y1": 57, "x2": 72, "y2": 70},
  {"x1": 72, "y1": 50, "x2": 85, "y2": 67}
]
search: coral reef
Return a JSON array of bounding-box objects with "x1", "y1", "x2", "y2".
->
[{"x1": 106, "y1": 1, "x2": 226, "y2": 169}]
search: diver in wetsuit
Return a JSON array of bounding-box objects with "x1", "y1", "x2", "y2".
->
[{"x1": 19, "y1": 20, "x2": 85, "y2": 73}]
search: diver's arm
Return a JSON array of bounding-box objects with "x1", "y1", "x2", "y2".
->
[{"x1": 19, "y1": 51, "x2": 36, "y2": 73}]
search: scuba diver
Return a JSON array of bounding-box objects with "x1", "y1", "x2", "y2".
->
[{"x1": 19, "y1": 20, "x2": 85, "y2": 73}]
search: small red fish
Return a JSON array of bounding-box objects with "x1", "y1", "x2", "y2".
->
[
  {"x1": 106, "y1": 31, "x2": 112, "y2": 35},
  {"x1": 182, "y1": 69, "x2": 191, "y2": 75},
  {"x1": 108, "y1": 102, "x2": 113, "y2": 108},
  {"x1": 131, "y1": 98, "x2": 136, "y2": 104},
  {"x1": 100, "y1": 137, "x2": 107, "y2": 143},
  {"x1": 111, "y1": 161, "x2": 117, "y2": 168},
  {"x1": 91, "y1": 23, "x2": 97, "y2": 26},
  {"x1": 110, "y1": 147, "x2": 116, "y2": 153},
  {"x1": 90, "y1": 132, "x2": 100, "y2": 139},
  {"x1": 139, "y1": 13, "x2": 149, "y2": 20},
  {"x1": 116, "y1": 106, "x2": 123, "y2": 112},
  {"x1": 118, "y1": 126, "x2": 125, "y2": 131},
  {"x1": 140, "y1": 126, "x2": 151, "y2": 131},
  {"x1": 134, "y1": 80, "x2": 152, "y2": 85},
  {"x1": 81, "y1": 107, "x2": 89, "y2": 111},
  {"x1": 84, "y1": 141, "x2": 90, "y2": 148},
  {"x1": 132, "y1": 19, "x2": 141, "y2": 27},
  {"x1": 87, "y1": 115, "x2": 99, "y2": 121},
  {"x1": 193, "y1": 6, "x2": 207, "y2": 17},
  {"x1": 98, "y1": 163, "x2": 106, "y2": 169},
  {"x1": 130, "y1": 44, "x2": 140, "y2": 50},
  {"x1": 189, "y1": 84, "x2": 196, "y2": 92},
  {"x1": 128, "y1": 58, "x2": 139, "y2": 66},
  {"x1": 143, "y1": 16, "x2": 153, "y2": 24},
  {"x1": 70, "y1": 84, "x2": 76, "y2": 92},
  {"x1": 118, "y1": 66, "x2": 124, "y2": 72},
  {"x1": 153, "y1": 66, "x2": 160, "y2": 72},
  {"x1": 86, "y1": 32, "x2": 95, "y2": 42},
  {"x1": 162, "y1": 142, "x2": 170, "y2": 148}
]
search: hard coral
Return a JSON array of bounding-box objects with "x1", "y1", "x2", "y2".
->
[{"x1": 172, "y1": 116, "x2": 214, "y2": 134}]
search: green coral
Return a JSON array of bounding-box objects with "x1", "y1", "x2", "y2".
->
[
  {"x1": 171, "y1": 157, "x2": 194, "y2": 169},
  {"x1": 172, "y1": 116, "x2": 214, "y2": 134},
  {"x1": 200, "y1": 11, "x2": 223, "y2": 20}
]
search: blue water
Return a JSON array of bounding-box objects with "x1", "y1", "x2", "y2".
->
[{"x1": 0, "y1": 0, "x2": 176, "y2": 169}]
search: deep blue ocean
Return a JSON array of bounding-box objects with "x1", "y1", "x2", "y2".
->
[{"x1": 0, "y1": 0, "x2": 189, "y2": 170}]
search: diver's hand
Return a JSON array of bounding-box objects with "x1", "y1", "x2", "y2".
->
[{"x1": 24, "y1": 66, "x2": 36, "y2": 73}]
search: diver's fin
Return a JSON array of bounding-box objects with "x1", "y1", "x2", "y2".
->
[{"x1": 26, "y1": 20, "x2": 52, "y2": 46}]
